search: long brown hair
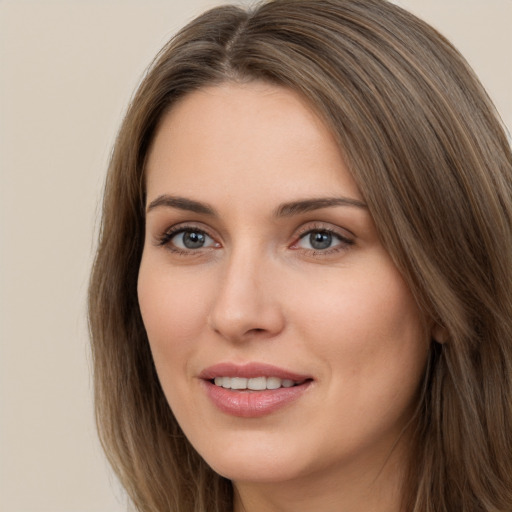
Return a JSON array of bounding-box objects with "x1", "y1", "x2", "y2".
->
[{"x1": 88, "y1": 1, "x2": 512, "y2": 510}]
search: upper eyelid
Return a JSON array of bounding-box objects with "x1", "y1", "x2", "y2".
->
[
  {"x1": 294, "y1": 222, "x2": 355, "y2": 240},
  {"x1": 165, "y1": 223, "x2": 210, "y2": 234},
  {"x1": 161, "y1": 222, "x2": 216, "y2": 238},
  {"x1": 293, "y1": 227, "x2": 354, "y2": 248}
]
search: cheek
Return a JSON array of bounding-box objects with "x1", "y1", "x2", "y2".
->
[
  {"x1": 291, "y1": 260, "x2": 427, "y2": 387},
  {"x1": 137, "y1": 260, "x2": 211, "y2": 371},
  {"x1": 287, "y1": 263, "x2": 428, "y2": 460}
]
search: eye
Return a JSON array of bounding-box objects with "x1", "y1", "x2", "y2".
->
[
  {"x1": 175, "y1": 230, "x2": 215, "y2": 249},
  {"x1": 300, "y1": 230, "x2": 335, "y2": 250},
  {"x1": 159, "y1": 227, "x2": 219, "y2": 251},
  {"x1": 294, "y1": 228, "x2": 353, "y2": 252}
]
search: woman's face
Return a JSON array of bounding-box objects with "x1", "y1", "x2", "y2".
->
[{"x1": 138, "y1": 82, "x2": 428, "y2": 489}]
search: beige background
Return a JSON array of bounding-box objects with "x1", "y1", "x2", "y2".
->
[{"x1": 0, "y1": 1, "x2": 510, "y2": 511}]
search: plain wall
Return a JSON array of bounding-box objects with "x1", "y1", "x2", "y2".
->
[{"x1": 0, "y1": 1, "x2": 510, "y2": 511}]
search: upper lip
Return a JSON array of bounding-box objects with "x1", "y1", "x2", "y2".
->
[{"x1": 199, "y1": 362, "x2": 312, "y2": 382}]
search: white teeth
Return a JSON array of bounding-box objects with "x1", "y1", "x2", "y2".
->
[
  {"x1": 266, "y1": 376, "x2": 281, "y2": 390},
  {"x1": 247, "y1": 377, "x2": 266, "y2": 390},
  {"x1": 213, "y1": 376, "x2": 299, "y2": 390},
  {"x1": 230, "y1": 377, "x2": 247, "y2": 389}
]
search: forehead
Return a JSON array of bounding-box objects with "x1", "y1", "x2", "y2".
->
[{"x1": 145, "y1": 81, "x2": 362, "y2": 206}]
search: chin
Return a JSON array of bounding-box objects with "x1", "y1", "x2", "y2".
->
[
  {"x1": 209, "y1": 457, "x2": 305, "y2": 485},
  {"x1": 196, "y1": 434, "x2": 330, "y2": 487}
]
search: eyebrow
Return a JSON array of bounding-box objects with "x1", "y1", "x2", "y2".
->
[
  {"x1": 274, "y1": 197, "x2": 367, "y2": 217},
  {"x1": 146, "y1": 194, "x2": 367, "y2": 217},
  {"x1": 147, "y1": 195, "x2": 216, "y2": 215}
]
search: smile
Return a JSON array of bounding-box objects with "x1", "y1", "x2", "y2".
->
[
  {"x1": 213, "y1": 376, "x2": 302, "y2": 390},
  {"x1": 200, "y1": 363, "x2": 313, "y2": 418}
]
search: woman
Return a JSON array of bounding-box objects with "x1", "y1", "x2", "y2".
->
[{"x1": 88, "y1": 0, "x2": 512, "y2": 511}]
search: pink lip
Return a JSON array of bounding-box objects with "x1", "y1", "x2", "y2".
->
[
  {"x1": 199, "y1": 362, "x2": 313, "y2": 418},
  {"x1": 199, "y1": 362, "x2": 311, "y2": 381}
]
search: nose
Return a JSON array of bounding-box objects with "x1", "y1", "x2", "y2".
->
[{"x1": 207, "y1": 248, "x2": 285, "y2": 343}]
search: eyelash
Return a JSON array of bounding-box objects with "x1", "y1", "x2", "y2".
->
[
  {"x1": 156, "y1": 224, "x2": 217, "y2": 255},
  {"x1": 155, "y1": 223, "x2": 354, "y2": 257},
  {"x1": 292, "y1": 224, "x2": 354, "y2": 256}
]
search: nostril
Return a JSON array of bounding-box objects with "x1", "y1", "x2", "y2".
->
[{"x1": 246, "y1": 328, "x2": 268, "y2": 336}]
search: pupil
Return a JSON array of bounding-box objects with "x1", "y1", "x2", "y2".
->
[
  {"x1": 310, "y1": 231, "x2": 332, "y2": 250},
  {"x1": 183, "y1": 231, "x2": 205, "y2": 249}
]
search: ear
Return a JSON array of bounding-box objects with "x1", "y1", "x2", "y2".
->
[{"x1": 431, "y1": 323, "x2": 448, "y2": 344}]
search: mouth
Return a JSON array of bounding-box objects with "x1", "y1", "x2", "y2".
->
[
  {"x1": 211, "y1": 376, "x2": 307, "y2": 391},
  {"x1": 199, "y1": 363, "x2": 313, "y2": 418}
]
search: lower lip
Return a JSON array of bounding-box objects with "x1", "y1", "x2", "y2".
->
[{"x1": 202, "y1": 380, "x2": 311, "y2": 418}]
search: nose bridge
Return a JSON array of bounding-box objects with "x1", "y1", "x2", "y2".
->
[{"x1": 208, "y1": 242, "x2": 284, "y2": 341}]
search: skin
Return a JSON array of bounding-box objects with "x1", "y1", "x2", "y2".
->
[{"x1": 138, "y1": 82, "x2": 430, "y2": 512}]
